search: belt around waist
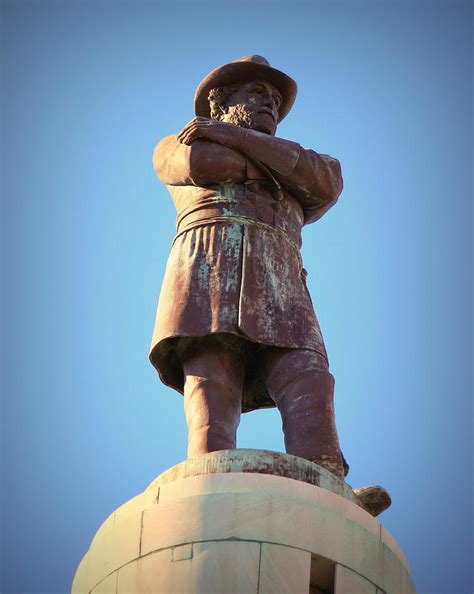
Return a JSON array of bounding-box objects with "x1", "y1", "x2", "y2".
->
[
  {"x1": 173, "y1": 214, "x2": 303, "y2": 269},
  {"x1": 176, "y1": 201, "x2": 302, "y2": 246}
]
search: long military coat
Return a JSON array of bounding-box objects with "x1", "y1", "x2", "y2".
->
[{"x1": 149, "y1": 132, "x2": 343, "y2": 411}]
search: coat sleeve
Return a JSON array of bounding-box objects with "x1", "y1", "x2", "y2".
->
[
  {"x1": 153, "y1": 134, "x2": 247, "y2": 187},
  {"x1": 238, "y1": 130, "x2": 343, "y2": 223},
  {"x1": 280, "y1": 148, "x2": 343, "y2": 224}
]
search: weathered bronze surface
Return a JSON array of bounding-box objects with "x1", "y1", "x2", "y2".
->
[{"x1": 150, "y1": 55, "x2": 346, "y2": 479}]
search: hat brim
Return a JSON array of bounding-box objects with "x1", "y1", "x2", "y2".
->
[{"x1": 194, "y1": 61, "x2": 297, "y2": 123}]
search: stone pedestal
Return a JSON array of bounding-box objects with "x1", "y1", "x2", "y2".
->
[{"x1": 72, "y1": 450, "x2": 416, "y2": 594}]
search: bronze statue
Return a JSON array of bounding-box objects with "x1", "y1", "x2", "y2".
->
[{"x1": 150, "y1": 55, "x2": 347, "y2": 479}]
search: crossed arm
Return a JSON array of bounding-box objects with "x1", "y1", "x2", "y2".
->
[{"x1": 153, "y1": 117, "x2": 343, "y2": 222}]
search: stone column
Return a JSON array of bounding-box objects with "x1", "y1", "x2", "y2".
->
[{"x1": 72, "y1": 450, "x2": 416, "y2": 594}]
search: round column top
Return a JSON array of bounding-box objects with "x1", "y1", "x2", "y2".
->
[{"x1": 146, "y1": 448, "x2": 360, "y2": 505}]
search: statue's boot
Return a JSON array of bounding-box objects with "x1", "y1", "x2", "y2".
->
[
  {"x1": 182, "y1": 346, "x2": 244, "y2": 458},
  {"x1": 354, "y1": 485, "x2": 392, "y2": 516},
  {"x1": 341, "y1": 451, "x2": 350, "y2": 477},
  {"x1": 263, "y1": 349, "x2": 345, "y2": 480}
]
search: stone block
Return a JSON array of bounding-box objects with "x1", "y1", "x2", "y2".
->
[
  {"x1": 87, "y1": 512, "x2": 141, "y2": 591},
  {"x1": 91, "y1": 571, "x2": 118, "y2": 593},
  {"x1": 335, "y1": 564, "x2": 377, "y2": 594},
  {"x1": 158, "y1": 472, "x2": 379, "y2": 538},
  {"x1": 381, "y1": 525, "x2": 408, "y2": 568},
  {"x1": 259, "y1": 543, "x2": 311, "y2": 593},
  {"x1": 381, "y1": 542, "x2": 417, "y2": 594},
  {"x1": 141, "y1": 489, "x2": 385, "y2": 586},
  {"x1": 117, "y1": 540, "x2": 260, "y2": 593}
]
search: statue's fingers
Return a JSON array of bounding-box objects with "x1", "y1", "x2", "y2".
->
[
  {"x1": 181, "y1": 122, "x2": 208, "y2": 138},
  {"x1": 177, "y1": 126, "x2": 196, "y2": 141},
  {"x1": 177, "y1": 134, "x2": 188, "y2": 145},
  {"x1": 177, "y1": 123, "x2": 199, "y2": 140},
  {"x1": 180, "y1": 134, "x2": 197, "y2": 146},
  {"x1": 179, "y1": 119, "x2": 212, "y2": 140},
  {"x1": 177, "y1": 125, "x2": 194, "y2": 138},
  {"x1": 179, "y1": 130, "x2": 200, "y2": 145},
  {"x1": 200, "y1": 119, "x2": 217, "y2": 127},
  {"x1": 184, "y1": 120, "x2": 208, "y2": 131}
]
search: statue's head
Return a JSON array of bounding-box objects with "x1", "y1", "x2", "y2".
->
[
  {"x1": 194, "y1": 55, "x2": 297, "y2": 135},
  {"x1": 208, "y1": 80, "x2": 282, "y2": 136}
]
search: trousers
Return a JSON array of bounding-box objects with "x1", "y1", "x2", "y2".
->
[{"x1": 181, "y1": 335, "x2": 345, "y2": 479}]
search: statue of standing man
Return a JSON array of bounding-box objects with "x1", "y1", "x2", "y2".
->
[{"x1": 149, "y1": 55, "x2": 347, "y2": 480}]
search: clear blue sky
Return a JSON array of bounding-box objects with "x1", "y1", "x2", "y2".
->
[{"x1": 2, "y1": 2, "x2": 472, "y2": 593}]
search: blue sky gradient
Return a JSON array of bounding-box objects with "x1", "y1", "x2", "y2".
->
[{"x1": 1, "y1": 2, "x2": 472, "y2": 593}]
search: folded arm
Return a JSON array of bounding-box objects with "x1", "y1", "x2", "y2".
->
[
  {"x1": 280, "y1": 146, "x2": 343, "y2": 223},
  {"x1": 238, "y1": 130, "x2": 343, "y2": 223},
  {"x1": 153, "y1": 134, "x2": 247, "y2": 187},
  {"x1": 176, "y1": 118, "x2": 343, "y2": 223}
]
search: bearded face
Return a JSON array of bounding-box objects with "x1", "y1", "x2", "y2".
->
[{"x1": 214, "y1": 80, "x2": 282, "y2": 136}]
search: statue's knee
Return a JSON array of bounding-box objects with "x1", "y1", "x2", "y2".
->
[
  {"x1": 183, "y1": 348, "x2": 243, "y2": 389},
  {"x1": 263, "y1": 348, "x2": 331, "y2": 395}
]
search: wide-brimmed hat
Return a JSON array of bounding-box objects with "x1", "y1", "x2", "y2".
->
[{"x1": 194, "y1": 55, "x2": 297, "y2": 122}]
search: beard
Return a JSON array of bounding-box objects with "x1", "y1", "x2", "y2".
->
[
  {"x1": 221, "y1": 104, "x2": 276, "y2": 135},
  {"x1": 223, "y1": 104, "x2": 254, "y2": 128}
]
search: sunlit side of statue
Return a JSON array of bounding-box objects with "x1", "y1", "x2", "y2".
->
[{"x1": 149, "y1": 55, "x2": 353, "y2": 480}]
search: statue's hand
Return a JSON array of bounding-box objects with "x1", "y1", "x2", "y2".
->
[{"x1": 177, "y1": 117, "x2": 245, "y2": 149}]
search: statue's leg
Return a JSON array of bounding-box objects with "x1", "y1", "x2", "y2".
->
[
  {"x1": 262, "y1": 348, "x2": 345, "y2": 480},
  {"x1": 182, "y1": 341, "x2": 244, "y2": 458}
]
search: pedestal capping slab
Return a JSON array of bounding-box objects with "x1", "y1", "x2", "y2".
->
[{"x1": 146, "y1": 448, "x2": 359, "y2": 504}]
